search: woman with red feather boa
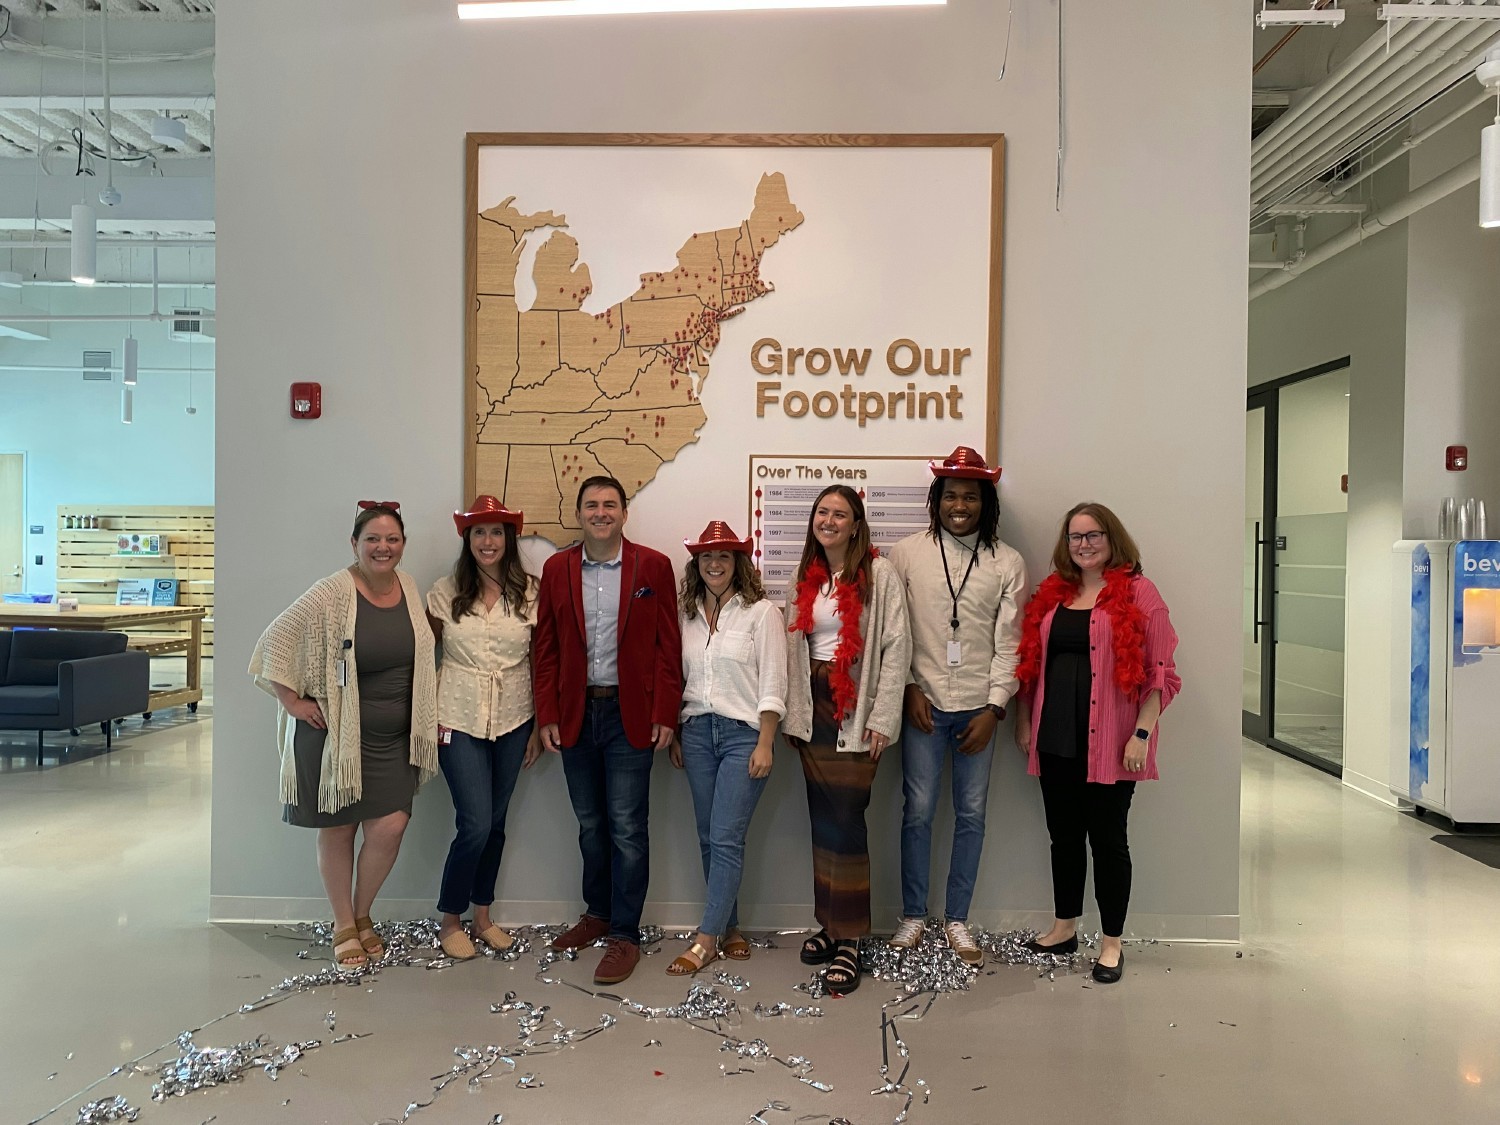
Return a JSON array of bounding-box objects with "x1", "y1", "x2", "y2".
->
[
  {"x1": 1013, "y1": 502, "x2": 1181, "y2": 985},
  {"x1": 784, "y1": 485, "x2": 911, "y2": 995}
]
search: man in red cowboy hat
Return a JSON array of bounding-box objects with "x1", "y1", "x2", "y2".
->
[
  {"x1": 886, "y1": 446, "x2": 1027, "y2": 967},
  {"x1": 533, "y1": 475, "x2": 682, "y2": 985}
]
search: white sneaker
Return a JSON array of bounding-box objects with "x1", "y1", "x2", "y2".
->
[
  {"x1": 889, "y1": 917, "x2": 926, "y2": 949},
  {"x1": 944, "y1": 920, "x2": 984, "y2": 967}
]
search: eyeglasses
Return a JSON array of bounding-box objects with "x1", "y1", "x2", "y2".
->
[{"x1": 1066, "y1": 531, "x2": 1106, "y2": 546}]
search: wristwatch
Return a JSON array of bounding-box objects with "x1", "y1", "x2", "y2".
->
[
  {"x1": 988, "y1": 704, "x2": 1006, "y2": 721},
  {"x1": 1133, "y1": 727, "x2": 1151, "y2": 741}
]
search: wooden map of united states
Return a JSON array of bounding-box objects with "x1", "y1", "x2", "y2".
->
[{"x1": 472, "y1": 173, "x2": 804, "y2": 545}]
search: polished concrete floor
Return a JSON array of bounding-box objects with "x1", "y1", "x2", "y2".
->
[{"x1": 4, "y1": 716, "x2": 1500, "y2": 1125}]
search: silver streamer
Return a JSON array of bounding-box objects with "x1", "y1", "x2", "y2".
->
[
  {"x1": 752, "y1": 1002, "x2": 823, "y2": 1019},
  {"x1": 149, "y1": 1032, "x2": 321, "y2": 1100},
  {"x1": 714, "y1": 969, "x2": 752, "y2": 992},
  {"x1": 515, "y1": 1073, "x2": 543, "y2": 1089},
  {"x1": 748, "y1": 1100, "x2": 791, "y2": 1124},
  {"x1": 74, "y1": 1098, "x2": 137, "y2": 1124},
  {"x1": 722, "y1": 1037, "x2": 773, "y2": 1059}
]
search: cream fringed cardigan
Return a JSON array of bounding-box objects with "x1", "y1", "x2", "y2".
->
[{"x1": 248, "y1": 568, "x2": 438, "y2": 813}]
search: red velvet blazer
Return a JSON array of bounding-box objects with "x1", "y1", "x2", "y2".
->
[{"x1": 532, "y1": 538, "x2": 683, "y2": 750}]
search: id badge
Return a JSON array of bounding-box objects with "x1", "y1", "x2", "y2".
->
[
  {"x1": 438, "y1": 726, "x2": 453, "y2": 746},
  {"x1": 336, "y1": 658, "x2": 347, "y2": 688},
  {"x1": 946, "y1": 640, "x2": 962, "y2": 667}
]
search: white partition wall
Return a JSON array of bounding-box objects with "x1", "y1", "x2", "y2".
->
[{"x1": 212, "y1": 2, "x2": 1248, "y2": 939}]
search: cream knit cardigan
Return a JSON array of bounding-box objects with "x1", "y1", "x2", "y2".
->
[{"x1": 249, "y1": 568, "x2": 438, "y2": 813}]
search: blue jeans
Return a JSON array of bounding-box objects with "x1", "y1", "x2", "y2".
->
[
  {"x1": 559, "y1": 698, "x2": 655, "y2": 943},
  {"x1": 436, "y1": 722, "x2": 531, "y2": 916},
  {"x1": 899, "y1": 705, "x2": 995, "y2": 922},
  {"x1": 679, "y1": 713, "x2": 769, "y2": 937}
]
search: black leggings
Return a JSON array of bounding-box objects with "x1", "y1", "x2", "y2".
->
[{"x1": 1038, "y1": 751, "x2": 1136, "y2": 938}]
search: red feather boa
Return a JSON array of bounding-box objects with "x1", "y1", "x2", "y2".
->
[
  {"x1": 789, "y1": 555, "x2": 871, "y2": 724},
  {"x1": 1016, "y1": 567, "x2": 1147, "y2": 698}
]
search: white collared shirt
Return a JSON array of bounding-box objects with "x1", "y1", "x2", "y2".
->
[{"x1": 680, "y1": 593, "x2": 789, "y2": 726}]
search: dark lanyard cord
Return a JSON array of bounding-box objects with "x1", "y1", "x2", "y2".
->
[{"x1": 938, "y1": 533, "x2": 979, "y2": 633}]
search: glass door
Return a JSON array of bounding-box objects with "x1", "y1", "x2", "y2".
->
[{"x1": 1244, "y1": 359, "x2": 1350, "y2": 774}]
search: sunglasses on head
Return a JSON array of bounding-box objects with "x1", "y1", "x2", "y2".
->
[{"x1": 357, "y1": 500, "x2": 401, "y2": 512}]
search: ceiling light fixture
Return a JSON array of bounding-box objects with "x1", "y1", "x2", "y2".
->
[
  {"x1": 122, "y1": 335, "x2": 138, "y2": 386},
  {"x1": 71, "y1": 203, "x2": 97, "y2": 285},
  {"x1": 150, "y1": 114, "x2": 189, "y2": 151},
  {"x1": 459, "y1": 0, "x2": 945, "y2": 18},
  {"x1": 121, "y1": 385, "x2": 134, "y2": 425},
  {"x1": 1477, "y1": 49, "x2": 1500, "y2": 229},
  {"x1": 1257, "y1": 4, "x2": 1344, "y2": 28}
]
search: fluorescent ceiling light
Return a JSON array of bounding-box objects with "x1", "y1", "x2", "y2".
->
[
  {"x1": 1257, "y1": 9, "x2": 1345, "y2": 26},
  {"x1": 460, "y1": 0, "x2": 945, "y2": 18}
]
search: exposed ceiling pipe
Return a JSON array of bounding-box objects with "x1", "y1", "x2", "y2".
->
[
  {"x1": 1252, "y1": 0, "x2": 1337, "y2": 75},
  {"x1": 1330, "y1": 88, "x2": 1492, "y2": 195},
  {"x1": 1250, "y1": 153, "x2": 1480, "y2": 299},
  {"x1": 1253, "y1": 14, "x2": 1475, "y2": 201}
]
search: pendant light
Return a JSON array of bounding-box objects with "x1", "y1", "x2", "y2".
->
[
  {"x1": 122, "y1": 335, "x2": 138, "y2": 386},
  {"x1": 71, "y1": 203, "x2": 96, "y2": 285},
  {"x1": 1476, "y1": 49, "x2": 1500, "y2": 229},
  {"x1": 121, "y1": 385, "x2": 134, "y2": 424}
]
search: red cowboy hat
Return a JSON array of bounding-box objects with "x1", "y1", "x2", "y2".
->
[
  {"x1": 929, "y1": 446, "x2": 1001, "y2": 483},
  {"x1": 454, "y1": 495, "x2": 524, "y2": 536},
  {"x1": 685, "y1": 520, "x2": 753, "y2": 554}
]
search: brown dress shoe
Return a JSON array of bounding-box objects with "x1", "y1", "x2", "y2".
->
[
  {"x1": 594, "y1": 937, "x2": 641, "y2": 984},
  {"x1": 551, "y1": 914, "x2": 610, "y2": 951}
]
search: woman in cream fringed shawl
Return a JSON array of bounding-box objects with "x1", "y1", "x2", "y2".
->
[{"x1": 249, "y1": 502, "x2": 438, "y2": 972}]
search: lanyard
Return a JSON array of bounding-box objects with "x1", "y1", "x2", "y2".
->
[{"x1": 937, "y1": 533, "x2": 979, "y2": 633}]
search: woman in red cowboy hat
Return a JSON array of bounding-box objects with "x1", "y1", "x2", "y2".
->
[
  {"x1": 665, "y1": 521, "x2": 788, "y2": 975},
  {"x1": 1013, "y1": 502, "x2": 1181, "y2": 984},
  {"x1": 424, "y1": 495, "x2": 541, "y2": 960}
]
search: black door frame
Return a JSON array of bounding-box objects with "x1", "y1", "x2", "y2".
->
[{"x1": 1245, "y1": 356, "x2": 1350, "y2": 776}]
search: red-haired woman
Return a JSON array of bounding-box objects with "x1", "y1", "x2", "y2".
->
[
  {"x1": 784, "y1": 484, "x2": 910, "y2": 994},
  {"x1": 1013, "y1": 502, "x2": 1181, "y2": 984}
]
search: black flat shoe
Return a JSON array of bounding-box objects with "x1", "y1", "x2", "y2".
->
[
  {"x1": 1025, "y1": 935, "x2": 1079, "y2": 955},
  {"x1": 1091, "y1": 951, "x2": 1124, "y2": 984},
  {"x1": 800, "y1": 929, "x2": 836, "y2": 965}
]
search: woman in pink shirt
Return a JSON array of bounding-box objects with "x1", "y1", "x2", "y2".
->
[{"x1": 1013, "y1": 502, "x2": 1180, "y2": 984}]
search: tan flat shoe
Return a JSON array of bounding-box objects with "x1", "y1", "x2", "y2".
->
[
  {"x1": 722, "y1": 930, "x2": 752, "y2": 960},
  {"x1": 354, "y1": 915, "x2": 384, "y2": 959},
  {"x1": 439, "y1": 927, "x2": 479, "y2": 960},
  {"x1": 331, "y1": 926, "x2": 368, "y2": 973},
  {"x1": 474, "y1": 923, "x2": 514, "y2": 952}
]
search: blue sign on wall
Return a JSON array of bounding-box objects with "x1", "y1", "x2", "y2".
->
[{"x1": 1409, "y1": 544, "x2": 1430, "y2": 798}]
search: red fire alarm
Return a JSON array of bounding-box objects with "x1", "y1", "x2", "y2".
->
[
  {"x1": 1447, "y1": 445, "x2": 1468, "y2": 472},
  {"x1": 290, "y1": 382, "x2": 322, "y2": 419}
]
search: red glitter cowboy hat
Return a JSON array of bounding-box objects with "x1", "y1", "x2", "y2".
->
[
  {"x1": 454, "y1": 495, "x2": 524, "y2": 536},
  {"x1": 929, "y1": 446, "x2": 1002, "y2": 483},
  {"x1": 685, "y1": 520, "x2": 753, "y2": 554}
]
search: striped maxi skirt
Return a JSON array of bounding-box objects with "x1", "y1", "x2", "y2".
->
[{"x1": 796, "y1": 659, "x2": 880, "y2": 940}]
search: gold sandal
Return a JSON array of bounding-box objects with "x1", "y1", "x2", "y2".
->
[
  {"x1": 722, "y1": 931, "x2": 752, "y2": 960},
  {"x1": 354, "y1": 915, "x2": 384, "y2": 959},
  {"x1": 665, "y1": 940, "x2": 720, "y2": 976},
  {"x1": 331, "y1": 926, "x2": 368, "y2": 973}
]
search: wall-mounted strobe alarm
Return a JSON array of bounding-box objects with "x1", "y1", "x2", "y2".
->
[
  {"x1": 1447, "y1": 445, "x2": 1468, "y2": 472},
  {"x1": 291, "y1": 382, "x2": 322, "y2": 419}
]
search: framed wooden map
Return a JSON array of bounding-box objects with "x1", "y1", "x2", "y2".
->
[{"x1": 464, "y1": 133, "x2": 1003, "y2": 547}]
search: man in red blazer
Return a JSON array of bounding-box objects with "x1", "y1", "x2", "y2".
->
[{"x1": 533, "y1": 475, "x2": 683, "y2": 984}]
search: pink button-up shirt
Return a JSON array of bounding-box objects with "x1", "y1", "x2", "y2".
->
[{"x1": 1024, "y1": 574, "x2": 1181, "y2": 784}]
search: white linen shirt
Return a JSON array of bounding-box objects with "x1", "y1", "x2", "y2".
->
[
  {"x1": 680, "y1": 594, "x2": 789, "y2": 726},
  {"x1": 427, "y1": 575, "x2": 536, "y2": 740},
  {"x1": 888, "y1": 528, "x2": 1028, "y2": 714}
]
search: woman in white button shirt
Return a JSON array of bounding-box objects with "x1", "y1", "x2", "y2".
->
[
  {"x1": 666, "y1": 521, "x2": 787, "y2": 975},
  {"x1": 426, "y1": 496, "x2": 541, "y2": 960}
]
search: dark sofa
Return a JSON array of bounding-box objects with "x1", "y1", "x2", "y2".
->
[{"x1": 0, "y1": 629, "x2": 151, "y2": 766}]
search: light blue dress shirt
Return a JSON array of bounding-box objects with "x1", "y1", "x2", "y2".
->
[{"x1": 582, "y1": 546, "x2": 623, "y2": 687}]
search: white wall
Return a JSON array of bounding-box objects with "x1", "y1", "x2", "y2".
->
[
  {"x1": 1248, "y1": 164, "x2": 1407, "y2": 803},
  {"x1": 0, "y1": 290, "x2": 215, "y2": 594},
  {"x1": 1404, "y1": 103, "x2": 1500, "y2": 537},
  {"x1": 213, "y1": 1, "x2": 1248, "y2": 938}
]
